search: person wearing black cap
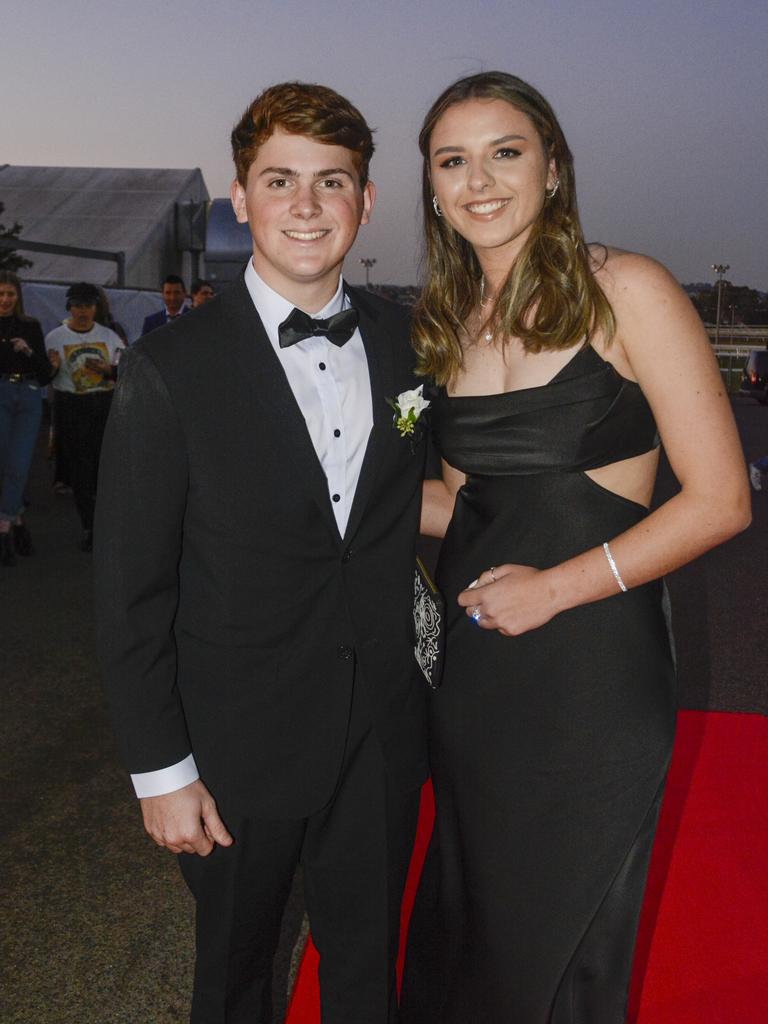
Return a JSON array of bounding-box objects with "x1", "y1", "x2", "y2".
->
[{"x1": 46, "y1": 283, "x2": 124, "y2": 550}]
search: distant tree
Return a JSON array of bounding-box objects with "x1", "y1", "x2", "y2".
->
[
  {"x1": 685, "y1": 281, "x2": 768, "y2": 326},
  {"x1": 0, "y1": 203, "x2": 33, "y2": 272},
  {"x1": 724, "y1": 284, "x2": 768, "y2": 325}
]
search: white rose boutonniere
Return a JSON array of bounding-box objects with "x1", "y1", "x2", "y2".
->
[{"x1": 388, "y1": 385, "x2": 430, "y2": 438}]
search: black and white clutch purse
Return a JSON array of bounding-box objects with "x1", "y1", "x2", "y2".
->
[{"x1": 413, "y1": 556, "x2": 446, "y2": 690}]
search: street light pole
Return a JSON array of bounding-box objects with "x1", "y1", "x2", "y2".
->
[
  {"x1": 359, "y1": 257, "x2": 376, "y2": 289},
  {"x1": 711, "y1": 263, "x2": 730, "y2": 345},
  {"x1": 729, "y1": 304, "x2": 737, "y2": 344}
]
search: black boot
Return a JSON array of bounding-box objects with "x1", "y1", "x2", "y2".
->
[
  {"x1": 0, "y1": 532, "x2": 15, "y2": 566},
  {"x1": 12, "y1": 522, "x2": 33, "y2": 556}
]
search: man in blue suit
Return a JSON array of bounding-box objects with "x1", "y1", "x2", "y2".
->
[{"x1": 139, "y1": 275, "x2": 189, "y2": 336}]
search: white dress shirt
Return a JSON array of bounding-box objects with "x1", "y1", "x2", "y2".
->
[{"x1": 131, "y1": 261, "x2": 373, "y2": 798}]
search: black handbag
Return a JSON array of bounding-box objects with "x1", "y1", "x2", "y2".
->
[{"x1": 413, "y1": 556, "x2": 446, "y2": 690}]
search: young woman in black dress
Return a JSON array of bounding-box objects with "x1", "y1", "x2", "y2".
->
[{"x1": 401, "y1": 72, "x2": 750, "y2": 1023}]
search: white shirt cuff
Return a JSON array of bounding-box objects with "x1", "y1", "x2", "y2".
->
[{"x1": 131, "y1": 753, "x2": 199, "y2": 798}]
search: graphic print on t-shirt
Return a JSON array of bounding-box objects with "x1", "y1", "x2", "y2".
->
[{"x1": 62, "y1": 341, "x2": 114, "y2": 393}]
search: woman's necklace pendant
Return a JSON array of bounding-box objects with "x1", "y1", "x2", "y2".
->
[{"x1": 479, "y1": 276, "x2": 494, "y2": 343}]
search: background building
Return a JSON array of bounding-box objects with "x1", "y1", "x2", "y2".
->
[
  {"x1": 0, "y1": 164, "x2": 209, "y2": 288},
  {"x1": 203, "y1": 198, "x2": 252, "y2": 287}
]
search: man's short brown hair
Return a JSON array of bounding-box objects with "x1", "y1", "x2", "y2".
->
[{"x1": 231, "y1": 82, "x2": 375, "y2": 188}]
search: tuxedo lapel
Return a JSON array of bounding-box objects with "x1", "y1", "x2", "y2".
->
[
  {"x1": 222, "y1": 278, "x2": 343, "y2": 542},
  {"x1": 342, "y1": 285, "x2": 395, "y2": 544}
]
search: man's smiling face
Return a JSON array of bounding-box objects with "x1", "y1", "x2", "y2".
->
[{"x1": 231, "y1": 128, "x2": 375, "y2": 309}]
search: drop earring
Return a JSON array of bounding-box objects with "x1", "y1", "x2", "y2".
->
[
  {"x1": 432, "y1": 195, "x2": 442, "y2": 217},
  {"x1": 545, "y1": 180, "x2": 560, "y2": 200}
]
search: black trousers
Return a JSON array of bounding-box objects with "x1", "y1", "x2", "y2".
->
[
  {"x1": 178, "y1": 675, "x2": 421, "y2": 1024},
  {"x1": 52, "y1": 389, "x2": 74, "y2": 487},
  {"x1": 56, "y1": 390, "x2": 112, "y2": 530}
]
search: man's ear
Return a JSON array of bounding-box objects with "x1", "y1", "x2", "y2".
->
[
  {"x1": 230, "y1": 178, "x2": 248, "y2": 224},
  {"x1": 360, "y1": 180, "x2": 376, "y2": 227}
]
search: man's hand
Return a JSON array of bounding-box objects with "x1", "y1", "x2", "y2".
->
[
  {"x1": 84, "y1": 355, "x2": 112, "y2": 376},
  {"x1": 140, "y1": 779, "x2": 234, "y2": 856}
]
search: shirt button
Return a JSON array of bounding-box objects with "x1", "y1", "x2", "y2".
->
[
  {"x1": 342, "y1": 549, "x2": 353, "y2": 563},
  {"x1": 333, "y1": 429, "x2": 341, "y2": 438},
  {"x1": 318, "y1": 362, "x2": 326, "y2": 371},
  {"x1": 332, "y1": 493, "x2": 340, "y2": 503}
]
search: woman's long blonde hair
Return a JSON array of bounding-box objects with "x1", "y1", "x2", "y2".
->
[{"x1": 414, "y1": 72, "x2": 614, "y2": 386}]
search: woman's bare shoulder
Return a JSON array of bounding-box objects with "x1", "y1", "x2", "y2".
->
[{"x1": 588, "y1": 244, "x2": 680, "y2": 303}]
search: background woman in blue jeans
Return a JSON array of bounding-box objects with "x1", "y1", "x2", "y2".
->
[{"x1": 0, "y1": 271, "x2": 52, "y2": 565}]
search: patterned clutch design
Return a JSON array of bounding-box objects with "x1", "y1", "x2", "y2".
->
[{"x1": 414, "y1": 556, "x2": 446, "y2": 690}]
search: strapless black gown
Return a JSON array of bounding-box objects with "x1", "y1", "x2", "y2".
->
[{"x1": 402, "y1": 346, "x2": 676, "y2": 1024}]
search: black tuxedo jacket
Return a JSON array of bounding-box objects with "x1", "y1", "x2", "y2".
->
[{"x1": 95, "y1": 277, "x2": 428, "y2": 817}]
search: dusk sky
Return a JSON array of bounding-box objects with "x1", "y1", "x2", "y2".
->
[{"x1": 4, "y1": 0, "x2": 767, "y2": 289}]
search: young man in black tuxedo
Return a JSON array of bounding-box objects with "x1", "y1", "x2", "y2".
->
[{"x1": 94, "y1": 83, "x2": 428, "y2": 1024}]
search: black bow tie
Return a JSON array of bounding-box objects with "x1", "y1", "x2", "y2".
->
[{"x1": 278, "y1": 306, "x2": 359, "y2": 349}]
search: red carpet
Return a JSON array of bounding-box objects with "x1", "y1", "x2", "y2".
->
[
  {"x1": 628, "y1": 710, "x2": 768, "y2": 1022},
  {"x1": 287, "y1": 710, "x2": 768, "y2": 1023}
]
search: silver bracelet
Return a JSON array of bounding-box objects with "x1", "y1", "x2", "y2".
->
[{"x1": 603, "y1": 541, "x2": 627, "y2": 593}]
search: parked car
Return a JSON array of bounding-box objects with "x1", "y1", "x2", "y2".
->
[{"x1": 739, "y1": 350, "x2": 768, "y2": 405}]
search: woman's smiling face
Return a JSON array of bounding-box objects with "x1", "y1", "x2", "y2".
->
[
  {"x1": 429, "y1": 98, "x2": 556, "y2": 268},
  {"x1": 0, "y1": 283, "x2": 19, "y2": 317}
]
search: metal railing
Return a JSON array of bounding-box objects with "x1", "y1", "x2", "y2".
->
[
  {"x1": 706, "y1": 325, "x2": 768, "y2": 346},
  {"x1": 713, "y1": 344, "x2": 759, "y2": 392},
  {"x1": 0, "y1": 237, "x2": 126, "y2": 286}
]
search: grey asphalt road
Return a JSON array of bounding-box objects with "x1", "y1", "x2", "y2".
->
[
  {"x1": 1, "y1": 398, "x2": 764, "y2": 1023},
  {"x1": 655, "y1": 396, "x2": 766, "y2": 713}
]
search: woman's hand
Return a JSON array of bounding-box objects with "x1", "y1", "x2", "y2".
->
[
  {"x1": 421, "y1": 459, "x2": 466, "y2": 538},
  {"x1": 11, "y1": 336, "x2": 32, "y2": 356},
  {"x1": 458, "y1": 563, "x2": 560, "y2": 636}
]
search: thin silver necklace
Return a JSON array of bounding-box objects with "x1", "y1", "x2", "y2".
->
[{"x1": 478, "y1": 277, "x2": 494, "y2": 344}]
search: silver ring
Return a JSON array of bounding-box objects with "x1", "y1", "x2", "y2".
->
[
  {"x1": 471, "y1": 606, "x2": 482, "y2": 623},
  {"x1": 489, "y1": 566, "x2": 497, "y2": 582}
]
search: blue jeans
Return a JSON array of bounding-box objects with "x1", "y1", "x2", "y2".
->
[{"x1": 0, "y1": 379, "x2": 43, "y2": 522}]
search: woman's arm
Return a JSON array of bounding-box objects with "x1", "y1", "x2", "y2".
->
[
  {"x1": 14, "y1": 320, "x2": 53, "y2": 382},
  {"x1": 461, "y1": 253, "x2": 751, "y2": 635},
  {"x1": 421, "y1": 459, "x2": 466, "y2": 538}
]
